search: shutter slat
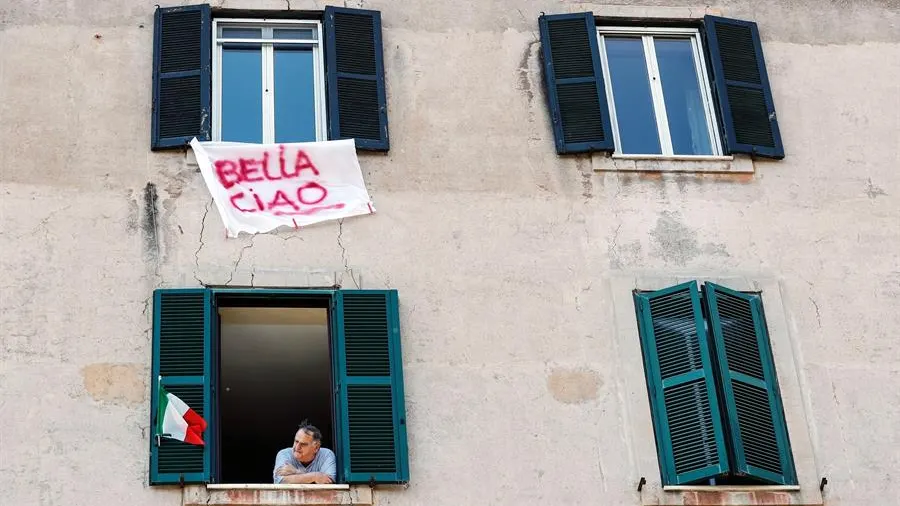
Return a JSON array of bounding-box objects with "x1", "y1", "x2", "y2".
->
[
  {"x1": 704, "y1": 15, "x2": 783, "y2": 158},
  {"x1": 335, "y1": 290, "x2": 409, "y2": 483},
  {"x1": 704, "y1": 283, "x2": 797, "y2": 485},
  {"x1": 634, "y1": 282, "x2": 729, "y2": 485},
  {"x1": 150, "y1": 288, "x2": 212, "y2": 485},
  {"x1": 539, "y1": 13, "x2": 614, "y2": 154},
  {"x1": 325, "y1": 7, "x2": 389, "y2": 151},
  {"x1": 151, "y1": 5, "x2": 211, "y2": 150}
]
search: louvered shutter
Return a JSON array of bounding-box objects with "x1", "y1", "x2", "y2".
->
[
  {"x1": 324, "y1": 7, "x2": 389, "y2": 151},
  {"x1": 538, "y1": 12, "x2": 613, "y2": 154},
  {"x1": 149, "y1": 288, "x2": 214, "y2": 485},
  {"x1": 703, "y1": 283, "x2": 797, "y2": 485},
  {"x1": 151, "y1": 5, "x2": 211, "y2": 150},
  {"x1": 704, "y1": 16, "x2": 784, "y2": 159},
  {"x1": 634, "y1": 282, "x2": 729, "y2": 485},
  {"x1": 333, "y1": 290, "x2": 409, "y2": 483}
]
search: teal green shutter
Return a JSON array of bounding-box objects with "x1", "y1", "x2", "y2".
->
[
  {"x1": 149, "y1": 288, "x2": 214, "y2": 485},
  {"x1": 634, "y1": 282, "x2": 729, "y2": 485},
  {"x1": 703, "y1": 283, "x2": 797, "y2": 485},
  {"x1": 333, "y1": 290, "x2": 409, "y2": 483}
]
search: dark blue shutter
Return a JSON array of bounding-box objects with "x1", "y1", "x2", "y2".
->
[
  {"x1": 324, "y1": 7, "x2": 389, "y2": 151},
  {"x1": 634, "y1": 282, "x2": 729, "y2": 485},
  {"x1": 704, "y1": 16, "x2": 784, "y2": 159},
  {"x1": 703, "y1": 283, "x2": 797, "y2": 485},
  {"x1": 333, "y1": 290, "x2": 409, "y2": 483},
  {"x1": 151, "y1": 5, "x2": 211, "y2": 150},
  {"x1": 538, "y1": 12, "x2": 613, "y2": 154},
  {"x1": 149, "y1": 288, "x2": 214, "y2": 485}
]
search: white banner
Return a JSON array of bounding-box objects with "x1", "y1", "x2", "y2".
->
[{"x1": 190, "y1": 138, "x2": 375, "y2": 237}]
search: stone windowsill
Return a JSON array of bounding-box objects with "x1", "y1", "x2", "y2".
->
[
  {"x1": 592, "y1": 152, "x2": 754, "y2": 173},
  {"x1": 644, "y1": 486, "x2": 822, "y2": 506},
  {"x1": 183, "y1": 484, "x2": 373, "y2": 506}
]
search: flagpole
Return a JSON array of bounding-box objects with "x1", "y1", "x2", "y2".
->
[{"x1": 156, "y1": 375, "x2": 162, "y2": 447}]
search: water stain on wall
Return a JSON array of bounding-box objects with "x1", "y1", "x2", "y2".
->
[
  {"x1": 82, "y1": 363, "x2": 145, "y2": 405},
  {"x1": 547, "y1": 368, "x2": 602, "y2": 404}
]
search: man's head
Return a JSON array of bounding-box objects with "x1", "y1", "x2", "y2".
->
[{"x1": 292, "y1": 423, "x2": 322, "y2": 465}]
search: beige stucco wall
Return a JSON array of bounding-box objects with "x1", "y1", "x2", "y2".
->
[{"x1": 1, "y1": 0, "x2": 899, "y2": 505}]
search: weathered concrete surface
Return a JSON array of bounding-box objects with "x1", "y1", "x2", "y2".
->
[
  {"x1": 184, "y1": 484, "x2": 373, "y2": 505},
  {"x1": 1, "y1": 1, "x2": 899, "y2": 505}
]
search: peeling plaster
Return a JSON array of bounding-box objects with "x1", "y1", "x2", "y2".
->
[
  {"x1": 649, "y1": 211, "x2": 700, "y2": 265},
  {"x1": 142, "y1": 182, "x2": 160, "y2": 271},
  {"x1": 865, "y1": 178, "x2": 888, "y2": 199}
]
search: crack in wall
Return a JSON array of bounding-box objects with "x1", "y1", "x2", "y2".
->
[
  {"x1": 194, "y1": 199, "x2": 212, "y2": 286},
  {"x1": 575, "y1": 282, "x2": 593, "y2": 313},
  {"x1": 224, "y1": 235, "x2": 256, "y2": 286},
  {"x1": 608, "y1": 223, "x2": 623, "y2": 269},
  {"x1": 337, "y1": 219, "x2": 360, "y2": 289},
  {"x1": 809, "y1": 296, "x2": 822, "y2": 329}
]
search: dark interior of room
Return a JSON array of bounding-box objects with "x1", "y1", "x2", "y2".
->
[{"x1": 217, "y1": 305, "x2": 334, "y2": 484}]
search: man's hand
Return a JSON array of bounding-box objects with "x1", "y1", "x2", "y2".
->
[
  {"x1": 275, "y1": 464, "x2": 300, "y2": 476},
  {"x1": 312, "y1": 473, "x2": 334, "y2": 484}
]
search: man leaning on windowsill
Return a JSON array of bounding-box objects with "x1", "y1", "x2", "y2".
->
[{"x1": 273, "y1": 423, "x2": 337, "y2": 484}]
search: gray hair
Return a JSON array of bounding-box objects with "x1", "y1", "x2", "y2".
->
[{"x1": 297, "y1": 421, "x2": 322, "y2": 442}]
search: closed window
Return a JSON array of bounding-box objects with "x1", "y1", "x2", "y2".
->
[
  {"x1": 539, "y1": 13, "x2": 784, "y2": 159},
  {"x1": 633, "y1": 281, "x2": 797, "y2": 486},
  {"x1": 151, "y1": 5, "x2": 389, "y2": 151},
  {"x1": 598, "y1": 28, "x2": 721, "y2": 156},
  {"x1": 213, "y1": 21, "x2": 326, "y2": 143}
]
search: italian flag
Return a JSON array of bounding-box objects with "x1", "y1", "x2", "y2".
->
[{"x1": 157, "y1": 383, "x2": 207, "y2": 446}]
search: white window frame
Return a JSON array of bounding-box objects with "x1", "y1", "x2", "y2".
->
[
  {"x1": 597, "y1": 26, "x2": 723, "y2": 157},
  {"x1": 212, "y1": 18, "x2": 327, "y2": 144}
]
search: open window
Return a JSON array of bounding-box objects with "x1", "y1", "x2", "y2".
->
[{"x1": 148, "y1": 289, "x2": 409, "y2": 485}]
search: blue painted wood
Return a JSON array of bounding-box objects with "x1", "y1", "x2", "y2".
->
[
  {"x1": 538, "y1": 12, "x2": 614, "y2": 154},
  {"x1": 151, "y1": 4, "x2": 211, "y2": 150},
  {"x1": 703, "y1": 15, "x2": 784, "y2": 158},
  {"x1": 324, "y1": 7, "x2": 389, "y2": 151}
]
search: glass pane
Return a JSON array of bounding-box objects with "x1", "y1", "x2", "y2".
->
[
  {"x1": 655, "y1": 38, "x2": 713, "y2": 155},
  {"x1": 274, "y1": 48, "x2": 317, "y2": 143},
  {"x1": 605, "y1": 37, "x2": 661, "y2": 155},
  {"x1": 220, "y1": 27, "x2": 262, "y2": 39},
  {"x1": 221, "y1": 47, "x2": 263, "y2": 143},
  {"x1": 273, "y1": 28, "x2": 316, "y2": 40}
]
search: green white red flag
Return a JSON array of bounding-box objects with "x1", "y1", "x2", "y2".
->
[{"x1": 157, "y1": 382, "x2": 207, "y2": 446}]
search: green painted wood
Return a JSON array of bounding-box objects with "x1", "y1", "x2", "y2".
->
[
  {"x1": 634, "y1": 282, "x2": 729, "y2": 485},
  {"x1": 704, "y1": 283, "x2": 797, "y2": 485},
  {"x1": 150, "y1": 288, "x2": 212, "y2": 485},
  {"x1": 334, "y1": 290, "x2": 409, "y2": 483}
]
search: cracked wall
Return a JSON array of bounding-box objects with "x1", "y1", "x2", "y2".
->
[{"x1": 1, "y1": 1, "x2": 899, "y2": 505}]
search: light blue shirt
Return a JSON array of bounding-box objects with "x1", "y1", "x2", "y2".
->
[{"x1": 273, "y1": 447, "x2": 337, "y2": 484}]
